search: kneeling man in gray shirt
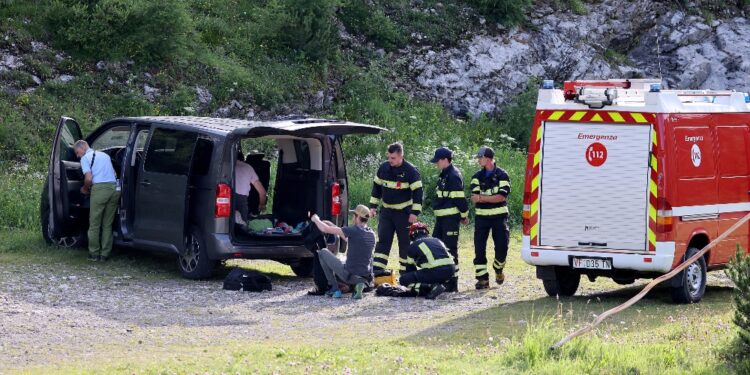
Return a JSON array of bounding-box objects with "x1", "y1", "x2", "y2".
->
[{"x1": 310, "y1": 204, "x2": 376, "y2": 299}]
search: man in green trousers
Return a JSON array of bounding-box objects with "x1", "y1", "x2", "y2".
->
[{"x1": 74, "y1": 140, "x2": 120, "y2": 262}]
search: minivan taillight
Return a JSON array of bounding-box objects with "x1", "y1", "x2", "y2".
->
[
  {"x1": 522, "y1": 191, "x2": 531, "y2": 235},
  {"x1": 656, "y1": 197, "x2": 673, "y2": 233},
  {"x1": 331, "y1": 182, "x2": 342, "y2": 216},
  {"x1": 215, "y1": 183, "x2": 232, "y2": 218}
]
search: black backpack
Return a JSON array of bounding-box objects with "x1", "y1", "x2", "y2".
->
[{"x1": 223, "y1": 268, "x2": 272, "y2": 292}]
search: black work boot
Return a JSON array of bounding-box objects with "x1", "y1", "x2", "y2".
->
[
  {"x1": 444, "y1": 277, "x2": 459, "y2": 293},
  {"x1": 426, "y1": 284, "x2": 446, "y2": 300},
  {"x1": 495, "y1": 270, "x2": 505, "y2": 286},
  {"x1": 475, "y1": 278, "x2": 490, "y2": 290}
]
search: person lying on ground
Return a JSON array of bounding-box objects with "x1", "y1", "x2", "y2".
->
[
  {"x1": 399, "y1": 222, "x2": 457, "y2": 300},
  {"x1": 309, "y1": 205, "x2": 376, "y2": 299}
]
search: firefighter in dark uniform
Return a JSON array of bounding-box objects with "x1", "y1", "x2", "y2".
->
[
  {"x1": 470, "y1": 146, "x2": 511, "y2": 289},
  {"x1": 400, "y1": 222, "x2": 456, "y2": 299},
  {"x1": 430, "y1": 147, "x2": 469, "y2": 292},
  {"x1": 370, "y1": 142, "x2": 424, "y2": 275}
]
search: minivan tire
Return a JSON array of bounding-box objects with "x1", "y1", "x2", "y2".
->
[
  {"x1": 290, "y1": 258, "x2": 314, "y2": 278},
  {"x1": 542, "y1": 267, "x2": 580, "y2": 297},
  {"x1": 671, "y1": 247, "x2": 706, "y2": 304},
  {"x1": 40, "y1": 181, "x2": 83, "y2": 248},
  {"x1": 178, "y1": 226, "x2": 218, "y2": 280}
]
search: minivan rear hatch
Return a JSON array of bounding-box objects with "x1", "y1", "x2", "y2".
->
[
  {"x1": 231, "y1": 119, "x2": 385, "y2": 137},
  {"x1": 538, "y1": 121, "x2": 653, "y2": 251}
]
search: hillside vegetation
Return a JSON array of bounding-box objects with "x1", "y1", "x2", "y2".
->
[
  {"x1": 1, "y1": 0, "x2": 747, "y2": 228},
  {"x1": 0, "y1": 0, "x2": 541, "y2": 231}
]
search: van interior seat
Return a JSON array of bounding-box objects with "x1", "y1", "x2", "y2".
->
[{"x1": 273, "y1": 163, "x2": 320, "y2": 227}]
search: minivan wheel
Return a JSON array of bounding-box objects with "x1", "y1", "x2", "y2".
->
[
  {"x1": 178, "y1": 226, "x2": 217, "y2": 280},
  {"x1": 40, "y1": 182, "x2": 82, "y2": 248},
  {"x1": 290, "y1": 258, "x2": 314, "y2": 278},
  {"x1": 671, "y1": 247, "x2": 706, "y2": 304},
  {"x1": 542, "y1": 267, "x2": 580, "y2": 297}
]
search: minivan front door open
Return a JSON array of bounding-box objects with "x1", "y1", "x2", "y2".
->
[
  {"x1": 133, "y1": 127, "x2": 197, "y2": 253},
  {"x1": 47, "y1": 116, "x2": 85, "y2": 242}
]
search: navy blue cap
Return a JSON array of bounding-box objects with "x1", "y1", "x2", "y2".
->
[
  {"x1": 476, "y1": 146, "x2": 494, "y2": 159},
  {"x1": 430, "y1": 147, "x2": 453, "y2": 163}
]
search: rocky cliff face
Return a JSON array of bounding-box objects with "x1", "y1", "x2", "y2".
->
[{"x1": 408, "y1": 1, "x2": 750, "y2": 117}]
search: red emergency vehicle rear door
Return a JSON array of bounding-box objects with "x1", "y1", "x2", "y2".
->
[{"x1": 538, "y1": 121, "x2": 652, "y2": 251}]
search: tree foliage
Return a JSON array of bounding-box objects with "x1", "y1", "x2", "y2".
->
[
  {"x1": 44, "y1": 0, "x2": 192, "y2": 64},
  {"x1": 728, "y1": 245, "x2": 750, "y2": 352}
]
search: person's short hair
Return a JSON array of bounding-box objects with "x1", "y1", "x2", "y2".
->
[
  {"x1": 357, "y1": 215, "x2": 369, "y2": 224},
  {"x1": 387, "y1": 142, "x2": 403, "y2": 155},
  {"x1": 73, "y1": 140, "x2": 88, "y2": 150}
]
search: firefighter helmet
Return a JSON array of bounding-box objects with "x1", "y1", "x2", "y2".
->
[{"x1": 409, "y1": 222, "x2": 430, "y2": 241}]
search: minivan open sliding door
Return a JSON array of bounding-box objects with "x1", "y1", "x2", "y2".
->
[
  {"x1": 133, "y1": 127, "x2": 197, "y2": 253},
  {"x1": 47, "y1": 116, "x2": 84, "y2": 242}
]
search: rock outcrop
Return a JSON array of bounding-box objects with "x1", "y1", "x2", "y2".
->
[{"x1": 408, "y1": 1, "x2": 750, "y2": 117}]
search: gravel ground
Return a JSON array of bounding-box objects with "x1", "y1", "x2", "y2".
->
[{"x1": 0, "y1": 253, "x2": 736, "y2": 372}]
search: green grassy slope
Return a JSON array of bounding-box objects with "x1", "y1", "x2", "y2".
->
[{"x1": 0, "y1": 0, "x2": 537, "y2": 231}]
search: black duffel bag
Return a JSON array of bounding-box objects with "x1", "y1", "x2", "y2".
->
[{"x1": 223, "y1": 268, "x2": 272, "y2": 292}]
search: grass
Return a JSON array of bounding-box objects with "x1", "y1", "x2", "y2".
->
[{"x1": 1, "y1": 228, "x2": 748, "y2": 374}]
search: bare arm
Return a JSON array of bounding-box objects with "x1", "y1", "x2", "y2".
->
[
  {"x1": 311, "y1": 215, "x2": 347, "y2": 239},
  {"x1": 251, "y1": 180, "x2": 268, "y2": 208},
  {"x1": 81, "y1": 172, "x2": 93, "y2": 194}
]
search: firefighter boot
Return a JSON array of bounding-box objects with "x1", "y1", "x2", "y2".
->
[
  {"x1": 475, "y1": 278, "x2": 490, "y2": 290},
  {"x1": 426, "y1": 284, "x2": 446, "y2": 300},
  {"x1": 444, "y1": 277, "x2": 459, "y2": 293},
  {"x1": 495, "y1": 270, "x2": 505, "y2": 286}
]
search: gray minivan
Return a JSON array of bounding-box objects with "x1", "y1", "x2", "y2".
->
[{"x1": 41, "y1": 116, "x2": 383, "y2": 279}]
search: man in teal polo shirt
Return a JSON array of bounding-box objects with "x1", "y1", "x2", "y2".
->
[{"x1": 75, "y1": 140, "x2": 120, "y2": 261}]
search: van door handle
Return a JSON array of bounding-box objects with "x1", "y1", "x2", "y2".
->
[{"x1": 140, "y1": 180, "x2": 152, "y2": 186}]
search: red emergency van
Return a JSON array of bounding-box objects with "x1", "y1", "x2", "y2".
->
[{"x1": 521, "y1": 79, "x2": 750, "y2": 303}]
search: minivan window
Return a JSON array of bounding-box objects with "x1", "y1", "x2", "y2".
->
[
  {"x1": 91, "y1": 126, "x2": 130, "y2": 150},
  {"x1": 58, "y1": 118, "x2": 80, "y2": 161},
  {"x1": 191, "y1": 137, "x2": 214, "y2": 176},
  {"x1": 135, "y1": 130, "x2": 149, "y2": 150},
  {"x1": 143, "y1": 128, "x2": 197, "y2": 175}
]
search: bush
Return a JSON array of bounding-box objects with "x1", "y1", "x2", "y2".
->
[
  {"x1": 43, "y1": 0, "x2": 192, "y2": 64},
  {"x1": 339, "y1": 1, "x2": 404, "y2": 50},
  {"x1": 494, "y1": 78, "x2": 540, "y2": 150},
  {"x1": 250, "y1": 0, "x2": 341, "y2": 63},
  {"x1": 728, "y1": 245, "x2": 750, "y2": 352},
  {"x1": 467, "y1": 0, "x2": 529, "y2": 26},
  {"x1": 334, "y1": 63, "x2": 527, "y2": 227}
]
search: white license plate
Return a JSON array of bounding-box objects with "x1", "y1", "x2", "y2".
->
[{"x1": 572, "y1": 257, "x2": 612, "y2": 270}]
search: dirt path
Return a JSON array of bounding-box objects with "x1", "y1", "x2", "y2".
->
[{"x1": 0, "y1": 252, "x2": 735, "y2": 372}]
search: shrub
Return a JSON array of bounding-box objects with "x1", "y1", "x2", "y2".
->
[
  {"x1": 567, "y1": 0, "x2": 588, "y2": 15},
  {"x1": 250, "y1": 0, "x2": 341, "y2": 64},
  {"x1": 339, "y1": 1, "x2": 404, "y2": 50},
  {"x1": 728, "y1": 245, "x2": 750, "y2": 352},
  {"x1": 43, "y1": 0, "x2": 192, "y2": 64},
  {"x1": 467, "y1": 0, "x2": 529, "y2": 26},
  {"x1": 493, "y1": 78, "x2": 540, "y2": 150}
]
